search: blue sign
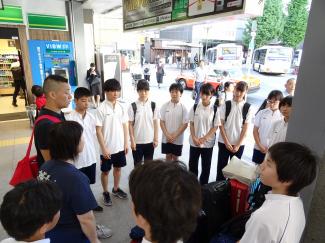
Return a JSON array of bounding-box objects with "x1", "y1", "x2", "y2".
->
[{"x1": 28, "y1": 40, "x2": 76, "y2": 86}]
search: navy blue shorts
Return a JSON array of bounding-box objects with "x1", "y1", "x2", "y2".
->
[
  {"x1": 100, "y1": 151, "x2": 126, "y2": 172},
  {"x1": 79, "y1": 163, "x2": 96, "y2": 184},
  {"x1": 161, "y1": 143, "x2": 183, "y2": 156}
]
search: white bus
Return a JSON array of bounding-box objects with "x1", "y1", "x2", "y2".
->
[
  {"x1": 206, "y1": 43, "x2": 243, "y2": 69},
  {"x1": 252, "y1": 46, "x2": 293, "y2": 74}
]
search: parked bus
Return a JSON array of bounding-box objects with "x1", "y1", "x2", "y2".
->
[
  {"x1": 252, "y1": 46, "x2": 293, "y2": 74},
  {"x1": 206, "y1": 43, "x2": 243, "y2": 69}
]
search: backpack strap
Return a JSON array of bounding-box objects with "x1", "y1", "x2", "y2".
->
[
  {"x1": 151, "y1": 101, "x2": 156, "y2": 115},
  {"x1": 131, "y1": 102, "x2": 137, "y2": 126},
  {"x1": 26, "y1": 115, "x2": 61, "y2": 158},
  {"x1": 242, "y1": 103, "x2": 251, "y2": 125},
  {"x1": 212, "y1": 100, "x2": 218, "y2": 124},
  {"x1": 225, "y1": 100, "x2": 231, "y2": 123},
  {"x1": 193, "y1": 104, "x2": 198, "y2": 115}
]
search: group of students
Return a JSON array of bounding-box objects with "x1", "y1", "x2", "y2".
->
[{"x1": 0, "y1": 74, "x2": 317, "y2": 243}]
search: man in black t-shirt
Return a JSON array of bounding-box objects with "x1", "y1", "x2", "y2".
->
[{"x1": 34, "y1": 75, "x2": 72, "y2": 166}]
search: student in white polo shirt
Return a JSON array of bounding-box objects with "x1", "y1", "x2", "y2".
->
[
  {"x1": 189, "y1": 83, "x2": 221, "y2": 185},
  {"x1": 128, "y1": 79, "x2": 159, "y2": 165},
  {"x1": 96, "y1": 79, "x2": 129, "y2": 207},
  {"x1": 65, "y1": 87, "x2": 103, "y2": 212},
  {"x1": 252, "y1": 90, "x2": 283, "y2": 164},
  {"x1": 160, "y1": 83, "x2": 188, "y2": 161},
  {"x1": 268, "y1": 96, "x2": 293, "y2": 148},
  {"x1": 217, "y1": 81, "x2": 253, "y2": 181}
]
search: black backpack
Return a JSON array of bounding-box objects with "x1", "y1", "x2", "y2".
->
[
  {"x1": 225, "y1": 100, "x2": 251, "y2": 125},
  {"x1": 186, "y1": 181, "x2": 231, "y2": 243},
  {"x1": 131, "y1": 101, "x2": 156, "y2": 125}
]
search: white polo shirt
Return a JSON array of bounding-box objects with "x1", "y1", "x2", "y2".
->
[
  {"x1": 218, "y1": 100, "x2": 254, "y2": 145},
  {"x1": 160, "y1": 101, "x2": 189, "y2": 145},
  {"x1": 65, "y1": 110, "x2": 98, "y2": 169},
  {"x1": 96, "y1": 100, "x2": 128, "y2": 154},
  {"x1": 240, "y1": 194, "x2": 305, "y2": 243},
  {"x1": 254, "y1": 108, "x2": 283, "y2": 150},
  {"x1": 1, "y1": 238, "x2": 50, "y2": 243},
  {"x1": 189, "y1": 102, "x2": 221, "y2": 148},
  {"x1": 128, "y1": 99, "x2": 159, "y2": 144},
  {"x1": 268, "y1": 119, "x2": 288, "y2": 148},
  {"x1": 195, "y1": 66, "x2": 206, "y2": 83}
]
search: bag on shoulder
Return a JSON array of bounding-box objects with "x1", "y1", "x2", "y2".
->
[
  {"x1": 9, "y1": 115, "x2": 61, "y2": 186},
  {"x1": 90, "y1": 77, "x2": 101, "y2": 86}
]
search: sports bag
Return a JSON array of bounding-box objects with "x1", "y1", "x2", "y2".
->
[{"x1": 9, "y1": 115, "x2": 61, "y2": 186}]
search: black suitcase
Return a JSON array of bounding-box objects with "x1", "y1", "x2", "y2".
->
[{"x1": 186, "y1": 180, "x2": 231, "y2": 243}]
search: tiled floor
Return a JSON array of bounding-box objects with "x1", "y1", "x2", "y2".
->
[{"x1": 0, "y1": 95, "x2": 26, "y2": 114}]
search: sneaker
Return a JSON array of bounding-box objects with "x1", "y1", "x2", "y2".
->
[
  {"x1": 96, "y1": 224, "x2": 112, "y2": 239},
  {"x1": 112, "y1": 188, "x2": 128, "y2": 199},
  {"x1": 102, "y1": 192, "x2": 112, "y2": 206},
  {"x1": 93, "y1": 205, "x2": 103, "y2": 212}
]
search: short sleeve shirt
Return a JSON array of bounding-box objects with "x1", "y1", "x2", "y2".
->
[
  {"x1": 96, "y1": 100, "x2": 128, "y2": 154},
  {"x1": 218, "y1": 100, "x2": 254, "y2": 145},
  {"x1": 189, "y1": 102, "x2": 221, "y2": 148},
  {"x1": 268, "y1": 119, "x2": 288, "y2": 148},
  {"x1": 240, "y1": 194, "x2": 305, "y2": 243},
  {"x1": 39, "y1": 160, "x2": 98, "y2": 229},
  {"x1": 195, "y1": 67, "x2": 206, "y2": 83},
  {"x1": 160, "y1": 101, "x2": 189, "y2": 145},
  {"x1": 128, "y1": 100, "x2": 159, "y2": 144},
  {"x1": 65, "y1": 110, "x2": 98, "y2": 169},
  {"x1": 254, "y1": 108, "x2": 283, "y2": 149},
  {"x1": 34, "y1": 108, "x2": 65, "y2": 165}
]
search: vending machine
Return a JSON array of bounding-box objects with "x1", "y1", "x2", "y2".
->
[{"x1": 28, "y1": 40, "x2": 76, "y2": 86}]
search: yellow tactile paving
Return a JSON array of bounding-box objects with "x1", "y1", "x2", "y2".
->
[{"x1": 0, "y1": 137, "x2": 30, "y2": 148}]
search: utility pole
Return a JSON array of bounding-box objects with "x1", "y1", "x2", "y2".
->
[{"x1": 246, "y1": 20, "x2": 257, "y2": 73}]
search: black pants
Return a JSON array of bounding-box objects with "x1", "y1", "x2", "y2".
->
[
  {"x1": 132, "y1": 143, "x2": 155, "y2": 166},
  {"x1": 13, "y1": 79, "x2": 27, "y2": 104},
  {"x1": 189, "y1": 146, "x2": 213, "y2": 185},
  {"x1": 217, "y1": 142, "x2": 245, "y2": 181},
  {"x1": 252, "y1": 149, "x2": 266, "y2": 165}
]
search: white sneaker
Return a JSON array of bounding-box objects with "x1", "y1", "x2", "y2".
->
[{"x1": 96, "y1": 224, "x2": 113, "y2": 239}]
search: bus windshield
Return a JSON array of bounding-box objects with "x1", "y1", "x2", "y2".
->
[{"x1": 221, "y1": 47, "x2": 238, "y2": 60}]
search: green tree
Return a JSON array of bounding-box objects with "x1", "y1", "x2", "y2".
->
[
  {"x1": 282, "y1": 0, "x2": 309, "y2": 48},
  {"x1": 243, "y1": 0, "x2": 285, "y2": 48}
]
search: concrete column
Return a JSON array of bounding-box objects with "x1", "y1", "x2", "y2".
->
[
  {"x1": 285, "y1": 0, "x2": 325, "y2": 242},
  {"x1": 66, "y1": 1, "x2": 88, "y2": 87}
]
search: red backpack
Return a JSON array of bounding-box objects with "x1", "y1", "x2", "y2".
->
[{"x1": 9, "y1": 115, "x2": 61, "y2": 186}]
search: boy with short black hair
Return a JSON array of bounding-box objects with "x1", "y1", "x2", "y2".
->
[
  {"x1": 96, "y1": 79, "x2": 129, "y2": 206},
  {"x1": 160, "y1": 83, "x2": 188, "y2": 161},
  {"x1": 129, "y1": 160, "x2": 202, "y2": 243},
  {"x1": 0, "y1": 180, "x2": 62, "y2": 243},
  {"x1": 128, "y1": 79, "x2": 159, "y2": 165},
  {"x1": 239, "y1": 142, "x2": 317, "y2": 243},
  {"x1": 34, "y1": 75, "x2": 72, "y2": 166},
  {"x1": 65, "y1": 87, "x2": 103, "y2": 212},
  {"x1": 268, "y1": 96, "x2": 293, "y2": 148},
  {"x1": 217, "y1": 81, "x2": 253, "y2": 180},
  {"x1": 189, "y1": 83, "x2": 221, "y2": 185}
]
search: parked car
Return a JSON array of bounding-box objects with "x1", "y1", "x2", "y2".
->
[{"x1": 175, "y1": 68, "x2": 261, "y2": 92}]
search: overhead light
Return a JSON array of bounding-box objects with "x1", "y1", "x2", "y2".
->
[{"x1": 101, "y1": 5, "x2": 122, "y2": 15}]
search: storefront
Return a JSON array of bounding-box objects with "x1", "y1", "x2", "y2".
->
[{"x1": 0, "y1": 2, "x2": 72, "y2": 120}]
